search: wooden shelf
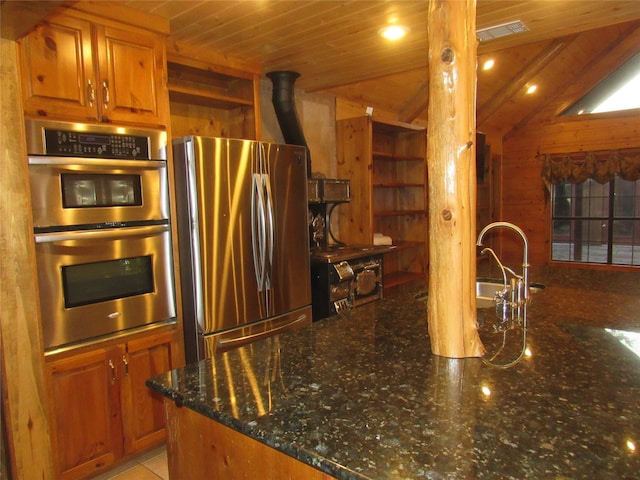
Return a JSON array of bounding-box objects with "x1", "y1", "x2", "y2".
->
[
  {"x1": 374, "y1": 209, "x2": 426, "y2": 217},
  {"x1": 387, "y1": 241, "x2": 424, "y2": 251},
  {"x1": 373, "y1": 151, "x2": 424, "y2": 161},
  {"x1": 166, "y1": 56, "x2": 259, "y2": 139},
  {"x1": 168, "y1": 85, "x2": 253, "y2": 110},
  {"x1": 337, "y1": 116, "x2": 427, "y2": 296},
  {"x1": 373, "y1": 182, "x2": 424, "y2": 188}
]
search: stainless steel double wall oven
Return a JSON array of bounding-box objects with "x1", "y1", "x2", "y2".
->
[{"x1": 26, "y1": 119, "x2": 176, "y2": 351}]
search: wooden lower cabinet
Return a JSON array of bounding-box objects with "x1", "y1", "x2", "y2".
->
[
  {"x1": 164, "y1": 400, "x2": 334, "y2": 480},
  {"x1": 122, "y1": 333, "x2": 176, "y2": 453},
  {"x1": 45, "y1": 329, "x2": 180, "y2": 479}
]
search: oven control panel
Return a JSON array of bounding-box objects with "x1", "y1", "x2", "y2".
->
[{"x1": 43, "y1": 129, "x2": 151, "y2": 159}]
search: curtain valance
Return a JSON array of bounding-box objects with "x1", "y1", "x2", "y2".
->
[{"x1": 540, "y1": 147, "x2": 640, "y2": 185}]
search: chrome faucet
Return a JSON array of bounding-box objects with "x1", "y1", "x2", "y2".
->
[
  {"x1": 477, "y1": 222, "x2": 530, "y2": 305},
  {"x1": 479, "y1": 246, "x2": 510, "y2": 303}
]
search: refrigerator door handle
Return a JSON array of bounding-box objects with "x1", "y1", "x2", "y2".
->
[
  {"x1": 251, "y1": 172, "x2": 267, "y2": 291},
  {"x1": 215, "y1": 313, "x2": 309, "y2": 352},
  {"x1": 186, "y1": 142, "x2": 205, "y2": 331},
  {"x1": 262, "y1": 173, "x2": 275, "y2": 290}
]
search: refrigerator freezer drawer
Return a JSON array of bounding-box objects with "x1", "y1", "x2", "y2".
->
[{"x1": 201, "y1": 305, "x2": 312, "y2": 356}]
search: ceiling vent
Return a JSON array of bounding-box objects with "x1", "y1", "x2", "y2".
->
[{"x1": 477, "y1": 20, "x2": 528, "y2": 42}]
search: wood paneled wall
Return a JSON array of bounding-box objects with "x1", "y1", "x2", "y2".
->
[
  {"x1": 501, "y1": 112, "x2": 640, "y2": 267},
  {"x1": 260, "y1": 78, "x2": 337, "y2": 178}
]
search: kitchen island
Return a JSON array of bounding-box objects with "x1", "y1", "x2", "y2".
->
[{"x1": 147, "y1": 269, "x2": 640, "y2": 479}]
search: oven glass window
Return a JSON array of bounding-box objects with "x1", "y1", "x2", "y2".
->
[
  {"x1": 61, "y1": 174, "x2": 142, "y2": 208},
  {"x1": 62, "y1": 256, "x2": 154, "y2": 308}
]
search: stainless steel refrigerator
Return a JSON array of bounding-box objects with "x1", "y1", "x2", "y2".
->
[{"x1": 172, "y1": 136, "x2": 312, "y2": 362}]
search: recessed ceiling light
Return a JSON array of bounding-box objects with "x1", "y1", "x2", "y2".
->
[
  {"x1": 526, "y1": 85, "x2": 537, "y2": 94},
  {"x1": 379, "y1": 25, "x2": 409, "y2": 41},
  {"x1": 482, "y1": 59, "x2": 495, "y2": 71}
]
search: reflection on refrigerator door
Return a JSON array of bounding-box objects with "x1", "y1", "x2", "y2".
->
[{"x1": 173, "y1": 136, "x2": 312, "y2": 362}]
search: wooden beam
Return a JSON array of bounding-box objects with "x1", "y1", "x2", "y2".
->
[
  {"x1": 477, "y1": 38, "x2": 571, "y2": 127},
  {"x1": 0, "y1": 37, "x2": 55, "y2": 479},
  {"x1": 397, "y1": 78, "x2": 430, "y2": 124},
  {"x1": 426, "y1": 0, "x2": 484, "y2": 358},
  {"x1": 506, "y1": 21, "x2": 640, "y2": 139}
]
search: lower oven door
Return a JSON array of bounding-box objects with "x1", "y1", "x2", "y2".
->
[{"x1": 35, "y1": 224, "x2": 176, "y2": 351}]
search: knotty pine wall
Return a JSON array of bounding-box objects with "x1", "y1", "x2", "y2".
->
[{"x1": 501, "y1": 111, "x2": 640, "y2": 268}]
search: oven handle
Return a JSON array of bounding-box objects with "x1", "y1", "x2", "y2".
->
[
  {"x1": 28, "y1": 156, "x2": 164, "y2": 169},
  {"x1": 34, "y1": 224, "x2": 169, "y2": 243}
]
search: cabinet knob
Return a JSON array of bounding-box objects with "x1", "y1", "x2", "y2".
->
[{"x1": 122, "y1": 355, "x2": 129, "y2": 376}]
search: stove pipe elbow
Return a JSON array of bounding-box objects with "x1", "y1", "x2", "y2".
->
[{"x1": 267, "y1": 71, "x2": 311, "y2": 177}]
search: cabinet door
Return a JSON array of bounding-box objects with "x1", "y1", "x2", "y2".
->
[
  {"x1": 18, "y1": 14, "x2": 98, "y2": 121},
  {"x1": 95, "y1": 24, "x2": 168, "y2": 127},
  {"x1": 46, "y1": 347, "x2": 123, "y2": 480},
  {"x1": 121, "y1": 330, "x2": 178, "y2": 453}
]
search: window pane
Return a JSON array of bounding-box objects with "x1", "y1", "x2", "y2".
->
[
  {"x1": 577, "y1": 219, "x2": 608, "y2": 264},
  {"x1": 612, "y1": 219, "x2": 640, "y2": 266},
  {"x1": 583, "y1": 180, "x2": 608, "y2": 218},
  {"x1": 551, "y1": 219, "x2": 608, "y2": 263},
  {"x1": 552, "y1": 184, "x2": 572, "y2": 217},
  {"x1": 551, "y1": 219, "x2": 572, "y2": 261},
  {"x1": 551, "y1": 178, "x2": 639, "y2": 265},
  {"x1": 614, "y1": 177, "x2": 638, "y2": 218}
]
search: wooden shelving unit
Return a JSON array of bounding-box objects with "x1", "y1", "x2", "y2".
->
[
  {"x1": 166, "y1": 54, "x2": 261, "y2": 140},
  {"x1": 337, "y1": 116, "x2": 428, "y2": 295}
]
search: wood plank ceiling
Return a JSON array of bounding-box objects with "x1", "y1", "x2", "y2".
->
[{"x1": 124, "y1": 0, "x2": 640, "y2": 134}]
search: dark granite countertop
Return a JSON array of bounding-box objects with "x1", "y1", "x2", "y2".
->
[{"x1": 147, "y1": 273, "x2": 640, "y2": 479}]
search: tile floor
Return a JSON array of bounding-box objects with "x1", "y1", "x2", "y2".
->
[{"x1": 90, "y1": 445, "x2": 168, "y2": 480}]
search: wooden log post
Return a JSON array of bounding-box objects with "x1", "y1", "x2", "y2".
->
[
  {"x1": 0, "y1": 36, "x2": 56, "y2": 478},
  {"x1": 426, "y1": 0, "x2": 484, "y2": 358}
]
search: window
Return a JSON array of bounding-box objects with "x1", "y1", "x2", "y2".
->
[
  {"x1": 563, "y1": 51, "x2": 640, "y2": 115},
  {"x1": 551, "y1": 177, "x2": 640, "y2": 265}
]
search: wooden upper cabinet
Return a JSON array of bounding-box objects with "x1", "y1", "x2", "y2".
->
[
  {"x1": 96, "y1": 24, "x2": 166, "y2": 126},
  {"x1": 19, "y1": 14, "x2": 96, "y2": 121},
  {"x1": 18, "y1": 10, "x2": 168, "y2": 128}
]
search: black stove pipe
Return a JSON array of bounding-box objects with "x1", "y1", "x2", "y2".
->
[{"x1": 266, "y1": 71, "x2": 311, "y2": 177}]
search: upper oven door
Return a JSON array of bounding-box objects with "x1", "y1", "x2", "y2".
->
[{"x1": 28, "y1": 156, "x2": 169, "y2": 228}]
